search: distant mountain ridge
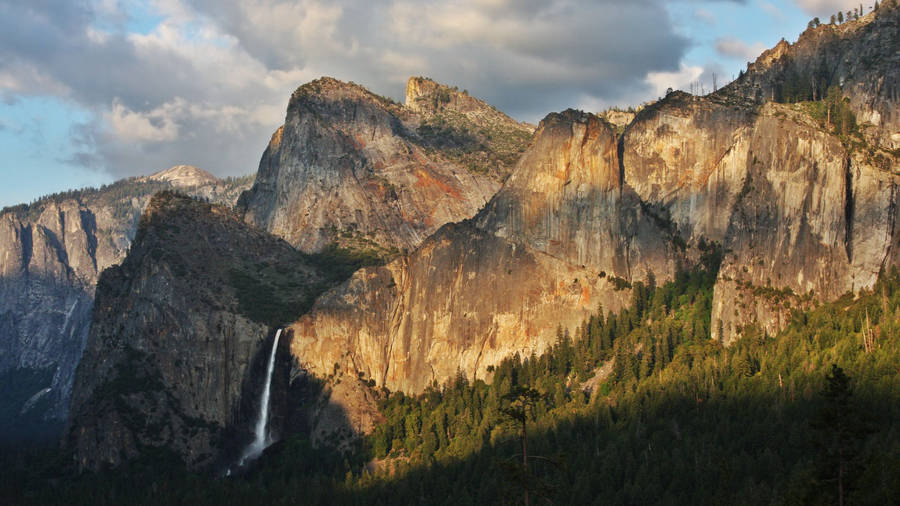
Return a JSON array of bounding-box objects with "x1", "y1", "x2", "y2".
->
[
  {"x1": 143, "y1": 165, "x2": 219, "y2": 187},
  {"x1": 0, "y1": 169, "x2": 253, "y2": 440}
]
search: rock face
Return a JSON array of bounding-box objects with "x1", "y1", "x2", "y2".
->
[
  {"x1": 66, "y1": 192, "x2": 322, "y2": 470},
  {"x1": 238, "y1": 77, "x2": 533, "y2": 254},
  {"x1": 144, "y1": 165, "x2": 219, "y2": 187},
  {"x1": 724, "y1": 7, "x2": 900, "y2": 150},
  {"x1": 290, "y1": 9, "x2": 900, "y2": 392},
  {"x1": 624, "y1": 93, "x2": 898, "y2": 342},
  {"x1": 290, "y1": 111, "x2": 681, "y2": 393},
  {"x1": 0, "y1": 172, "x2": 252, "y2": 437},
  {"x1": 710, "y1": 104, "x2": 900, "y2": 340},
  {"x1": 60, "y1": 79, "x2": 532, "y2": 466},
  {"x1": 622, "y1": 92, "x2": 756, "y2": 244}
]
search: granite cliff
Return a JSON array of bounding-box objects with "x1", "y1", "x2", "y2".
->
[
  {"x1": 66, "y1": 192, "x2": 323, "y2": 470},
  {"x1": 290, "y1": 9, "x2": 899, "y2": 398},
  {"x1": 238, "y1": 77, "x2": 532, "y2": 254},
  {"x1": 0, "y1": 169, "x2": 252, "y2": 440},
  {"x1": 62, "y1": 78, "x2": 531, "y2": 468},
  {"x1": 290, "y1": 110, "x2": 681, "y2": 393}
]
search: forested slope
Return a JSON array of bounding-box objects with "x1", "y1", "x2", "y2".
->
[{"x1": 6, "y1": 249, "x2": 898, "y2": 505}]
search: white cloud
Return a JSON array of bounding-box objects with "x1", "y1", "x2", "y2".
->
[
  {"x1": 695, "y1": 8, "x2": 717, "y2": 24},
  {"x1": 645, "y1": 64, "x2": 705, "y2": 98},
  {"x1": 106, "y1": 99, "x2": 179, "y2": 142},
  {"x1": 791, "y1": 0, "x2": 866, "y2": 16},
  {"x1": 715, "y1": 37, "x2": 768, "y2": 61},
  {"x1": 0, "y1": 0, "x2": 711, "y2": 179}
]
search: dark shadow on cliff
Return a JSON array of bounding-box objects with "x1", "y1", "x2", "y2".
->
[
  {"x1": 12, "y1": 265, "x2": 900, "y2": 505},
  {"x1": 4, "y1": 379, "x2": 898, "y2": 506},
  {"x1": 0, "y1": 271, "x2": 94, "y2": 446},
  {"x1": 216, "y1": 327, "x2": 353, "y2": 476}
]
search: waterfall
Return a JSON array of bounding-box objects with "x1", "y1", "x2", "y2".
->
[{"x1": 240, "y1": 328, "x2": 282, "y2": 465}]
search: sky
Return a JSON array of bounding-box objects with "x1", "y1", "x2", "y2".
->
[{"x1": 0, "y1": 0, "x2": 871, "y2": 208}]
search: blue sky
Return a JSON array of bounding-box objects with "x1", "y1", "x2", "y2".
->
[{"x1": 0, "y1": 0, "x2": 867, "y2": 208}]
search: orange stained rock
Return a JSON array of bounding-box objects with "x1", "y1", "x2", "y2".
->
[{"x1": 413, "y1": 168, "x2": 462, "y2": 200}]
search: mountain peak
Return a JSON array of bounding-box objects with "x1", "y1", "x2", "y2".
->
[
  {"x1": 145, "y1": 165, "x2": 218, "y2": 187},
  {"x1": 405, "y1": 76, "x2": 527, "y2": 126},
  {"x1": 405, "y1": 76, "x2": 453, "y2": 112}
]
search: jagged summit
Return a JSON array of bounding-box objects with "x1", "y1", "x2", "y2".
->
[
  {"x1": 405, "y1": 76, "x2": 534, "y2": 128},
  {"x1": 144, "y1": 165, "x2": 218, "y2": 187},
  {"x1": 719, "y1": 4, "x2": 899, "y2": 148},
  {"x1": 239, "y1": 75, "x2": 533, "y2": 254}
]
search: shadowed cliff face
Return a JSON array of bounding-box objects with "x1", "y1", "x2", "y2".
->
[
  {"x1": 290, "y1": 111, "x2": 681, "y2": 394},
  {"x1": 238, "y1": 77, "x2": 533, "y2": 255},
  {"x1": 66, "y1": 192, "x2": 324, "y2": 470},
  {"x1": 0, "y1": 173, "x2": 252, "y2": 435}
]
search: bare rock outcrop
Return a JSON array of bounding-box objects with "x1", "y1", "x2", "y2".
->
[
  {"x1": 238, "y1": 77, "x2": 533, "y2": 254},
  {"x1": 723, "y1": 6, "x2": 900, "y2": 149},
  {"x1": 0, "y1": 173, "x2": 252, "y2": 435},
  {"x1": 621, "y1": 93, "x2": 898, "y2": 343},
  {"x1": 290, "y1": 111, "x2": 681, "y2": 394},
  {"x1": 711, "y1": 104, "x2": 899, "y2": 341},
  {"x1": 66, "y1": 193, "x2": 319, "y2": 470}
]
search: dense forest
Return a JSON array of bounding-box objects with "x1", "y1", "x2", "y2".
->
[{"x1": 3, "y1": 244, "x2": 898, "y2": 505}]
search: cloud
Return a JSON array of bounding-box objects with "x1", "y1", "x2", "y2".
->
[
  {"x1": 759, "y1": 1, "x2": 784, "y2": 20},
  {"x1": 791, "y1": 0, "x2": 865, "y2": 16},
  {"x1": 695, "y1": 8, "x2": 716, "y2": 24},
  {"x1": 0, "y1": 0, "x2": 741, "y2": 180},
  {"x1": 715, "y1": 37, "x2": 767, "y2": 61},
  {"x1": 106, "y1": 99, "x2": 179, "y2": 142},
  {"x1": 645, "y1": 63, "x2": 704, "y2": 98}
]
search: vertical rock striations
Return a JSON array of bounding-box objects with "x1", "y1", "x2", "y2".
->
[
  {"x1": 0, "y1": 170, "x2": 252, "y2": 437},
  {"x1": 66, "y1": 193, "x2": 321, "y2": 470},
  {"x1": 710, "y1": 104, "x2": 899, "y2": 341},
  {"x1": 290, "y1": 111, "x2": 680, "y2": 394},
  {"x1": 238, "y1": 77, "x2": 533, "y2": 255}
]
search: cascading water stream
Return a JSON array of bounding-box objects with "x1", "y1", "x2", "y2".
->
[{"x1": 239, "y1": 328, "x2": 282, "y2": 465}]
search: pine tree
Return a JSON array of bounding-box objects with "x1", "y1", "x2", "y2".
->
[
  {"x1": 811, "y1": 365, "x2": 868, "y2": 506},
  {"x1": 500, "y1": 386, "x2": 543, "y2": 506}
]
